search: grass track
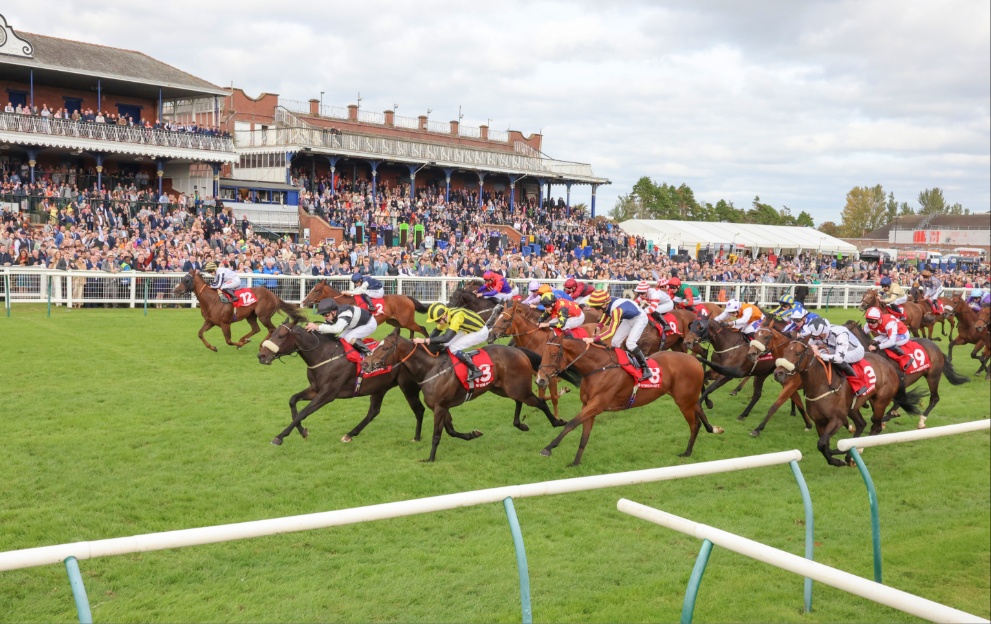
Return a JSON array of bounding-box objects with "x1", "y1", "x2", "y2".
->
[{"x1": 0, "y1": 305, "x2": 988, "y2": 623}]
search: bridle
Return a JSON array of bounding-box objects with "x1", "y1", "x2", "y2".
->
[
  {"x1": 363, "y1": 334, "x2": 437, "y2": 373},
  {"x1": 775, "y1": 340, "x2": 812, "y2": 378},
  {"x1": 490, "y1": 302, "x2": 542, "y2": 345},
  {"x1": 539, "y1": 336, "x2": 592, "y2": 380},
  {"x1": 261, "y1": 321, "x2": 319, "y2": 362}
]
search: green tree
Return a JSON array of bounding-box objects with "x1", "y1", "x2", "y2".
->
[
  {"x1": 795, "y1": 211, "x2": 815, "y2": 227},
  {"x1": 747, "y1": 195, "x2": 781, "y2": 225},
  {"x1": 570, "y1": 202, "x2": 589, "y2": 218},
  {"x1": 609, "y1": 193, "x2": 646, "y2": 221},
  {"x1": 917, "y1": 187, "x2": 948, "y2": 215},
  {"x1": 899, "y1": 201, "x2": 915, "y2": 216},
  {"x1": 712, "y1": 199, "x2": 746, "y2": 223},
  {"x1": 818, "y1": 221, "x2": 841, "y2": 237},
  {"x1": 839, "y1": 185, "x2": 888, "y2": 237}
]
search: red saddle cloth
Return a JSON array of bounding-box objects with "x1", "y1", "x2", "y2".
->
[
  {"x1": 885, "y1": 341, "x2": 931, "y2": 374},
  {"x1": 846, "y1": 359, "x2": 878, "y2": 395},
  {"x1": 353, "y1": 297, "x2": 386, "y2": 315},
  {"x1": 928, "y1": 299, "x2": 944, "y2": 315},
  {"x1": 449, "y1": 350, "x2": 495, "y2": 390},
  {"x1": 615, "y1": 349, "x2": 662, "y2": 389},
  {"x1": 232, "y1": 288, "x2": 257, "y2": 307},
  {"x1": 552, "y1": 326, "x2": 589, "y2": 339},
  {"x1": 342, "y1": 339, "x2": 390, "y2": 377},
  {"x1": 756, "y1": 350, "x2": 776, "y2": 363},
  {"x1": 662, "y1": 312, "x2": 682, "y2": 336},
  {"x1": 884, "y1": 305, "x2": 906, "y2": 320}
]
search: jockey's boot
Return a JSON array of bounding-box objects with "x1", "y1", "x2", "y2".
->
[
  {"x1": 652, "y1": 312, "x2": 667, "y2": 342},
  {"x1": 629, "y1": 347, "x2": 651, "y2": 382},
  {"x1": 455, "y1": 350, "x2": 483, "y2": 381},
  {"x1": 888, "y1": 303, "x2": 902, "y2": 316},
  {"x1": 351, "y1": 340, "x2": 372, "y2": 357},
  {"x1": 222, "y1": 289, "x2": 236, "y2": 303},
  {"x1": 891, "y1": 345, "x2": 915, "y2": 370},
  {"x1": 834, "y1": 360, "x2": 857, "y2": 378},
  {"x1": 361, "y1": 294, "x2": 372, "y2": 309}
]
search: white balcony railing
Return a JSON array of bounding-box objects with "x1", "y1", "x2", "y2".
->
[{"x1": 0, "y1": 112, "x2": 235, "y2": 152}]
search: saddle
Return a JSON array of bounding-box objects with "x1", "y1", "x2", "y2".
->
[
  {"x1": 614, "y1": 349, "x2": 661, "y2": 388},
  {"x1": 353, "y1": 296, "x2": 385, "y2": 315},
  {"x1": 844, "y1": 360, "x2": 877, "y2": 396},
  {"x1": 449, "y1": 350, "x2": 494, "y2": 391},
  {"x1": 551, "y1": 326, "x2": 589, "y2": 339}
]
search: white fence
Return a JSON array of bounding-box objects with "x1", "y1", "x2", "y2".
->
[{"x1": 0, "y1": 268, "x2": 969, "y2": 311}]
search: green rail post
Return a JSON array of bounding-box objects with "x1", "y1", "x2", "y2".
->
[
  {"x1": 848, "y1": 447, "x2": 882, "y2": 583},
  {"x1": 47, "y1": 275, "x2": 52, "y2": 317},
  {"x1": 143, "y1": 278, "x2": 149, "y2": 316},
  {"x1": 681, "y1": 539, "x2": 714, "y2": 624},
  {"x1": 789, "y1": 459, "x2": 815, "y2": 612},
  {"x1": 503, "y1": 496, "x2": 533, "y2": 624},
  {"x1": 64, "y1": 556, "x2": 93, "y2": 624}
]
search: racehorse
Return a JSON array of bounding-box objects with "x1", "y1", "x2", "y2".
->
[
  {"x1": 844, "y1": 321, "x2": 967, "y2": 429},
  {"x1": 974, "y1": 307, "x2": 991, "y2": 379},
  {"x1": 907, "y1": 286, "x2": 943, "y2": 341},
  {"x1": 257, "y1": 319, "x2": 428, "y2": 445},
  {"x1": 448, "y1": 281, "x2": 499, "y2": 320},
  {"x1": 301, "y1": 280, "x2": 429, "y2": 337},
  {"x1": 943, "y1": 293, "x2": 989, "y2": 367},
  {"x1": 726, "y1": 311, "x2": 793, "y2": 397},
  {"x1": 534, "y1": 335, "x2": 724, "y2": 466},
  {"x1": 773, "y1": 339, "x2": 921, "y2": 467},
  {"x1": 685, "y1": 316, "x2": 794, "y2": 423},
  {"x1": 859, "y1": 289, "x2": 935, "y2": 339},
  {"x1": 361, "y1": 331, "x2": 567, "y2": 462},
  {"x1": 745, "y1": 325, "x2": 814, "y2": 437},
  {"x1": 173, "y1": 269, "x2": 301, "y2": 351}
]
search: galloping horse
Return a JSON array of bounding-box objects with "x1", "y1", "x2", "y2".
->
[
  {"x1": 744, "y1": 325, "x2": 813, "y2": 437},
  {"x1": 859, "y1": 289, "x2": 935, "y2": 339},
  {"x1": 361, "y1": 331, "x2": 566, "y2": 462},
  {"x1": 173, "y1": 269, "x2": 301, "y2": 351},
  {"x1": 301, "y1": 280, "x2": 429, "y2": 337},
  {"x1": 773, "y1": 339, "x2": 920, "y2": 466},
  {"x1": 974, "y1": 307, "x2": 991, "y2": 379},
  {"x1": 534, "y1": 335, "x2": 724, "y2": 466},
  {"x1": 944, "y1": 293, "x2": 988, "y2": 366},
  {"x1": 907, "y1": 286, "x2": 944, "y2": 341},
  {"x1": 257, "y1": 319, "x2": 427, "y2": 445},
  {"x1": 448, "y1": 281, "x2": 499, "y2": 320},
  {"x1": 844, "y1": 321, "x2": 968, "y2": 429}
]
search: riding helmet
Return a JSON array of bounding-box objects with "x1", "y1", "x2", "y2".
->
[
  {"x1": 528, "y1": 280, "x2": 541, "y2": 292},
  {"x1": 666, "y1": 277, "x2": 681, "y2": 289},
  {"x1": 725, "y1": 299, "x2": 741, "y2": 313},
  {"x1": 779, "y1": 294, "x2": 795, "y2": 306},
  {"x1": 587, "y1": 290, "x2": 611, "y2": 308},
  {"x1": 350, "y1": 273, "x2": 364, "y2": 283},
  {"x1": 563, "y1": 278, "x2": 578, "y2": 291},
  {"x1": 634, "y1": 280, "x2": 651, "y2": 293},
  {"x1": 427, "y1": 302, "x2": 449, "y2": 323},
  {"x1": 540, "y1": 292, "x2": 556, "y2": 307},
  {"x1": 483, "y1": 271, "x2": 495, "y2": 281},
  {"x1": 317, "y1": 298, "x2": 339, "y2": 315},
  {"x1": 807, "y1": 317, "x2": 829, "y2": 336},
  {"x1": 879, "y1": 277, "x2": 892, "y2": 287},
  {"x1": 865, "y1": 307, "x2": 883, "y2": 323}
]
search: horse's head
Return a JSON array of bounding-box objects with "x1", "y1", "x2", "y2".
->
[
  {"x1": 487, "y1": 300, "x2": 527, "y2": 343},
  {"x1": 173, "y1": 271, "x2": 196, "y2": 296},
  {"x1": 748, "y1": 327, "x2": 775, "y2": 362},
  {"x1": 773, "y1": 339, "x2": 811, "y2": 384},
  {"x1": 258, "y1": 320, "x2": 308, "y2": 365},
  {"x1": 975, "y1": 308, "x2": 990, "y2": 333},
  {"x1": 945, "y1": 293, "x2": 965, "y2": 318},
  {"x1": 361, "y1": 329, "x2": 405, "y2": 374},
  {"x1": 685, "y1": 316, "x2": 710, "y2": 349},
  {"x1": 301, "y1": 280, "x2": 329, "y2": 308},
  {"x1": 535, "y1": 335, "x2": 585, "y2": 389},
  {"x1": 859, "y1": 289, "x2": 878, "y2": 311}
]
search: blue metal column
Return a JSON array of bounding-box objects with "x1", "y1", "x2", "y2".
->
[
  {"x1": 64, "y1": 556, "x2": 93, "y2": 624},
  {"x1": 211, "y1": 163, "x2": 221, "y2": 199},
  {"x1": 27, "y1": 148, "x2": 38, "y2": 184},
  {"x1": 590, "y1": 183, "x2": 598, "y2": 218},
  {"x1": 158, "y1": 87, "x2": 163, "y2": 122},
  {"x1": 443, "y1": 168, "x2": 453, "y2": 203},
  {"x1": 503, "y1": 497, "x2": 533, "y2": 624},
  {"x1": 849, "y1": 447, "x2": 883, "y2": 583},
  {"x1": 369, "y1": 160, "x2": 380, "y2": 205},
  {"x1": 477, "y1": 172, "x2": 487, "y2": 207},
  {"x1": 566, "y1": 181, "x2": 572, "y2": 218},
  {"x1": 537, "y1": 179, "x2": 545, "y2": 211},
  {"x1": 325, "y1": 156, "x2": 341, "y2": 196},
  {"x1": 97, "y1": 79, "x2": 101, "y2": 112},
  {"x1": 156, "y1": 159, "x2": 165, "y2": 195},
  {"x1": 508, "y1": 175, "x2": 518, "y2": 211}
]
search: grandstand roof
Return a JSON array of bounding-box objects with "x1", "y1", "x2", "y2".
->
[{"x1": 618, "y1": 220, "x2": 859, "y2": 256}]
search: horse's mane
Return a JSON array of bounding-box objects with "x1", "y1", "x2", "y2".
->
[{"x1": 283, "y1": 304, "x2": 309, "y2": 325}]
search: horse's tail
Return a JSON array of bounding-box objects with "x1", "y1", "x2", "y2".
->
[
  {"x1": 280, "y1": 300, "x2": 308, "y2": 324},
  {"x1": 694, "y1": 355, "x2": 746, "y2": 378},
  {"x1": 892, "y1": 386, "x2": 926, "y2": 415},
  {"x1": 941, "y1": 358, "x2": 970, "y2": 385},
  {"x1": 408, "y1": 296, "x2": 430, "y2": 314}
]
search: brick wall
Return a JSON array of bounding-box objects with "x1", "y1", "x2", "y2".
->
[
  {"x1": 0, "y1": 80, "x2": 157, "y2": 121},
  {"x1": 299, "y1": 209, "x2": 344, "y2": 246}
]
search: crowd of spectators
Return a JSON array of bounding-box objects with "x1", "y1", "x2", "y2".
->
[
  {"x1": 2, "y1": 166, "x2": 989, "y2": 303},
  {"x1": 2, "y1": 102, "x2": 231, "y2": 138}
]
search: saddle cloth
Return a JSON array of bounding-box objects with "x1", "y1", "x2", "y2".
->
[
  {"x1": 885, "y1": 341, "x2": 931, "y2": 374},
  {"x1": 551, "y1": 326, "x2": 589, "y2": 339},
  {"x1": 353, "y1": 297, "x2": 386, "y2": 316},
  {"x1": 615, "y1": 349, "x2": 662, "y2": 389},
  {"x1": 846, "y1": 359, "x2": 878, "y2": 395},
  {"x1": 342, "y1": 339, "x2": 390, "y2": 378},
  {"x1": 232, "y1": 288, "x2": 257, "y2": 307},
  {"x1": 449, "y1": 349, "x2": 495, "y2": 390}
]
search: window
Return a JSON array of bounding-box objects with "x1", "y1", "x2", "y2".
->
[
  {"x1": 7, "y1": 90, "x2": 28, "y2": 109},
  {"x1": 116, "y1": 104, "x2": 143, "y2": 124},
  {"x1": 219, "y1": 187, "x2": 237, "y2": 201},
  {"x1": 63, "y1": 97, "x2": 83, "y2": 114}
]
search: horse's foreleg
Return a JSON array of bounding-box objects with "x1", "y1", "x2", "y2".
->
[
  {"x1": 197, "y1": 320, "x2": 218, "y2": 351},
  {"x1": 342, "y1": 392, "x2": 386, "y2": 442},
  {"x1": 512, "y1": 401, "x2": 529, "y2": 432},
  {"x1": 697, "y1": 374, "x2": 732, "y2": 407},
  {"x1": 815, "y1": 419, "x2": 848, "y2": 467},
  {"x1": 736, "y1": 375, "x2": 766, "y2": 421},
  {"x1": 540, "y1": 400, "x2": 605, "y2": 460},
  {"x1": 750, "y1": 385, "x2": 794, "y2": 437},
  {"x1": 273, "y1": 389, "x2": 336, "y2": 445},
  {"x1": 729, "y1": 376, "x2": 750, "y2": 397},
  {"x1": 519, "y1": 387, "x2": 565, "y2": 427},
  {"x1": 398, "y1": 376, "x2": 426, "y2": 442},
  {"x1": 569, "y1": 417, "x2": 598, "y2": 466}
]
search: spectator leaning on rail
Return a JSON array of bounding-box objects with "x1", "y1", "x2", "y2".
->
[
  {"x1": 585, "y1": 289, "x2": 651, "y2": 381},
  {"x1": 306, "y1": 297, "x2": 377, "y2": 356}
]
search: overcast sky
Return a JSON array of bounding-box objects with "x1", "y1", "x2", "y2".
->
[{"x1": 13, "y1": 0, "x2": 990, "y2": 223}]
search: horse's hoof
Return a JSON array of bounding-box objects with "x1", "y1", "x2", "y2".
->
[
  {"x1": 341, "y1": 435, "x2": 352, "y2": 443},
  {"x1": 472, "y1": 430, "x2": 483, "y2": 437},
  {"x1": 300, "y1": 428, "x2": 309, "y2": 439},
  {"x1": 209, "y1": 346, "x2": 218, "y2": 352},
  {"x1": 419, "y1": 458, "x2": 435, "y2": 463},
  {"x1": 736, "y1": 414, "x2": 747, "y2": 421},
  {"x1": 553, "y1": 419, "x2": 567, "y2": 427},
  {"x1": 516, "y1": 423, "x2": 530, "y2": 432},
  {"x1": 729, "y1": 390, "x2": 739, "y2": 396},
  {"x1": 713, "y1": 426, "x2": 724, "y2": 434},
  {"x1": 271, "y1": 438, "x2": 283, "y2": 446},
  {"x1": 539, "y1": 448, "x2": 552, "y2": 457},
  {"x1": 848, "y1": 424, "x2": 856, "y2": 434},
  {"x1": 705, "y1": 400, "x2": 714, "y2": 409},
  {"x1": 750, "y1": 429, "x2": 761, "y2": 438}
]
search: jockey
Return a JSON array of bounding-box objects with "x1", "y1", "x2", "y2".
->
[
  {"x1": 477, "y1": 270, "x2": 516, "y2": 303},
  {"x1": 210, "y1": 262, "x2": 241, "y2": 303},
  {"x1": 537, "y1": 292, "x2": 585, "y2": 334},
  {"x1": 346, "y1": 273, "x2": 384, "y2": 310},
  {"x1": 767, "y1": 294, "x2": 797, "y2": 322},
  {"x1": 665, "y1": 277, "x2": 699, "y2": 311},
  {"x1": 919, "y1": 270, "x2": 944, "y2": 314},
  {"x1": 533, "y1": 283, "x2": 574, "y2": 308},
  {"x1": 805, "y1": 317, "x2": 868, "y2": 395},
  {"x1": 521, "y1": 280, "x2": 544, "y2": 306},
  {"x1": 864, "y1": 306, "x2": 914, "y2": 370},
  {"x1": 783, "y1": 306, "x2": 819, "y2": 336},
  {"x1": 415, "y1": 303, "x2": 489, "y2": 381},
  {"x1": 634, "y1": 280, "x2": 673, "y2": 336},
  {"x1": 879, "y1": 276, "x2": 907, "y2": 316},
  {"x1": 563, "y1": 278, "x2": 597, "y2": 305},
  {"x1": 585, "y1": 289, "x2": 651, "y2": 381},
  {"x1": 714, "y1": 298, "x2": 763, "y2": 337},
  {"x1": 306, "y1": 298, "x2": 377, "y2": 356},
  {"x1": 966, "y1": 288, "x2": 989, "y2": 312}
]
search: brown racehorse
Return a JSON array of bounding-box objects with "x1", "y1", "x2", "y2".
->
[
  {"x1": 859, "y1": 289, "x2": 935, "y2": 339},
  {"x1": 301, "y1": 280, "x2": 429, "y2": 337},
  {"x1": 745, "y1": 325, "x2": 814, "y2": 437},
  {"x1": 944, "y1": 293, "x2": 988, "y2": 366},
  {"x1": 257, "y1": 319, "x2": 427, "y2": 445},
  {"x1": 173, "y1": 269, "x2": 301, "y2": 351},
  {"x1": 533, "y1": 335, "x2": 724, "y2": 466},
  {"x1": 361, "y1": 331, "x2": 567, "y2": 462},
  {"x1": 844, "y1": 321, "x2": 968, "y2": 429},
  {"x1": 448, "y1": 281, "x2": 500, "y2": 321},
  {"x1": 973, "y1": 307, "x2": 991, "y2": 379},
  {"x1": 773, "y1": 339, "x2": 921, "y2": 466},
  {"x1": 907, "y1": 286, "x2": 945, "y2": 341}
]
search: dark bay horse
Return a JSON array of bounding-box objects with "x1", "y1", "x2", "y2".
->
[
  {"x1": 448, "y1": 281, "x2": 499, "y2": 320},
  {"x1": 860, "y1": 289, "x2": 935, "y2": 339},
  {"x1": 301, "y1": 281, "x2": 429, "y2": 337},
  {"x1": 257, "y1": 319, "x2": 427, "y2": 445},
  {"x1": 773, "y1": 339, "x2": 920, "y2": 466},
  {"x1": 173, "y1": 269, "x2": 301, "y2": 351},
  {"x1": 745, "y1": 325, "x2": 813, "y2": 437},
  {"x1": 361, "y1": 331, "x2": 566, "y2": 462},
  {"x1": 534, "y1": 335, "x2": 724, "y2": 466},
  {"x1": 944, "y1": 293, "x2": 988, "y2": 366}
]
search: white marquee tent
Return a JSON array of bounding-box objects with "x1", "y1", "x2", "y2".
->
[{"x1": 618, "y1": 220, "x2": 858, "y2": 257}]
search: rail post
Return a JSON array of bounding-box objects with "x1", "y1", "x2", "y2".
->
[
  {"x1": 681, "y1": 539, "x2": 714, "y2": 624},
  {"x1": 503, "y1": 497, "x2": 533, "y2": 623},
  {"x1": 64, "y1": 556, "x2": 93, "y2": 624},
  {"x1": 47, "y1": 274, "x2": 52, "y2": 317}
]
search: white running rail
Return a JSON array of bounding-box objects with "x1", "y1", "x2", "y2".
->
[{"x1": 837, "y1": 419, "x2": 990, "y2": 452}]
